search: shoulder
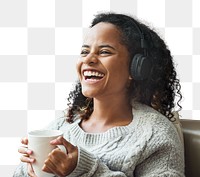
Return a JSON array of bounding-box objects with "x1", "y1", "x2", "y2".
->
[
  {"x1": 44, "y1": 115, "x2": 81, "y2": 132},
  {"x1": 132, "y1": 102, "x2": 180, "y2": 144},
  {"x1": 133, "y1": 102, "x2": 174, "y2": 130},
  {"x1": 132, "y1": 103, "x2": 185, "y2": 175},
  {"x1": 44, "y1": 116, "x2": 67, "y2": 130}
]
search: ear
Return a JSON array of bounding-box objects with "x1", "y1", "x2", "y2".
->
[{"x1": 126, "y1": 75, "x2": 133, "y2": 89}]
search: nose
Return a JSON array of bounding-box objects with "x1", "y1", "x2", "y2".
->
[{"x1": 83, "y1": 53, "x2": 98, "y2": 65}]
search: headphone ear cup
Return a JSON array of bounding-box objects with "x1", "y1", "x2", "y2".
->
[{"x1": 130, "y1": 54, "x2": 152, "y2": 80}]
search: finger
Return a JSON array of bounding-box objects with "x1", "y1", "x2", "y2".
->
[
  {"x1": 48, "y1": 148, "x2": 65, "y2": 163},
  {"x1": 20, "y1": 155, "x2": 35, "y2": 163},
  {"x1": 43, "y1": 159, "x2": 57, "y2": 174},
  {"x1": 50, "y1": 136, "x2": 63, "y2": 144},
  {"x1": 28, "y1": 163, "x2": 37, "y2": 177},
  {"x1": 42, "y1": 163, "x2": 52, "y2": 173},
  {"x1": 43, "y1": 161, "x2": 64, "y2": 177},
  {"x1": 43, "y1": 151, "x2": 67, "y2": 176},
  {"x1": 50, "y1": 136, "x2": 74, "y2": 153},
  {"x1": 62, "y1": 139, "x2": 76, "y2": 153},
  {"x1": 18, "y1": 147, "x2": 32, "y2": 155},
  {"x1": 21, "y1": 137, "x2": 28, "y2": 145}
]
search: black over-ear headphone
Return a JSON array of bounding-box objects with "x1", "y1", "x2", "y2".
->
[{"x1": 130, "y1": 20, "x2": 152, "y2": 80}]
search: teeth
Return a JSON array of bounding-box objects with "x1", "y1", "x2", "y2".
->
[{"x1": 83, "y1": 71, "x2": 104, "y2": 77}]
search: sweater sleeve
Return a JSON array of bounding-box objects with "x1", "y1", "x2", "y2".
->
[
  {"x1": 13, "y1": 162, "x2": 29, "y2": 177},
  {"x1": 67, "y1": 147, "x2": 128, "y2": 177},
  {"x1": 13, "y1": 146, "x2": 129, "y2": 177}
]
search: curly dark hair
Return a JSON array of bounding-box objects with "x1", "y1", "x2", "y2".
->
[{"x1": 66, "y1": 12, "x2": 182, "y2": 123}]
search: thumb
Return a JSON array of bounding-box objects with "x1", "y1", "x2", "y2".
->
[
  {"x1": 50, "y1": 136, "x2": 75, "y2": 153},
  {"x1": 50, "y1": 136, "x2": 63, "y2": 145}
]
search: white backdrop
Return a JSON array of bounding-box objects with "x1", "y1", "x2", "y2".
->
[{"x1": 0, "y1": 0, "x2": 199, "y2": 176}]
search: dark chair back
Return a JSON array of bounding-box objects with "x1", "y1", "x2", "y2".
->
[{"x1": 181, "y1": 119, "x2": 200, "y2": 177}]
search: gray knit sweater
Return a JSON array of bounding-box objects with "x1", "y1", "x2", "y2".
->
[{"x1": 13, "y1": 103, "x2": 185, "y2": 177}]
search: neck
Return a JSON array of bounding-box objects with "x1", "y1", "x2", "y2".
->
[
  {"x1": 93, "y1": 98, "x2": 131, "y2": 119},
  {"x1": 89, "y1": 93, "x2": 133, "y2": 127}
]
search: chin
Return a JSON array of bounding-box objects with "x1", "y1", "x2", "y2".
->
[
  {"x1": 82, "y1": 88, "x2": 93, "y2": 97},
  {"x1": 81, "y1": 88, "x2": 99, "y2": 98},
  {"x1": 82, "y1": 92, "x2": 95, "y2": 98}
]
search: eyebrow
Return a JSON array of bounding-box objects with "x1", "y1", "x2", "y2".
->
[{"x1": 81, "y1": 44, "x2": 116, "y2": 50}]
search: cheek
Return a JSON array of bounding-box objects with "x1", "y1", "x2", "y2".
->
[
  {"x1": 106, "y1": 64, "x2": 130, "y2": 89},
  {"x1": 112, "y1": 62, "x2": 130, "y2": 86},
  {"x1": 107, "y1": 60, "x2": 130, "y2": 78},
  {"x1": 76, "y1": 60, "x2": 82, "y2": 75}
]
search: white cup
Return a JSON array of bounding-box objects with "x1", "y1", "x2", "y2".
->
[{"x1": 28, "y1": 129, "x2": 66, "y2": 177}]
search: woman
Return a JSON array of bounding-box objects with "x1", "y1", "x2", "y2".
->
[{"x1": 14, "y1": 12, "x2": 185, "y2": 177}]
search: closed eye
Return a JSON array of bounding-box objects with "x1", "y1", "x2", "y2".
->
[
  {"x1": 99, "y1": 50, "x2": 112, "y2": 55},
  {"x1": 80, "y1": 49, "x2": 89, "y2": 57}
]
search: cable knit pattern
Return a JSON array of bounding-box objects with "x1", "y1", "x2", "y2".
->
[{"x1": 13, "y1": 103, "x2": 185, "y2": 177}]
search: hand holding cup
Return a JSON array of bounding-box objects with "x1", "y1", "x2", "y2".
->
[{"x1": 28, "y1": 129, "x2": 67, "y2": 177}]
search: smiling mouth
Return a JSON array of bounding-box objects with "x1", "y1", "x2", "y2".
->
[{"x1": 83, "y1": 70, "x2": 105, "y2": 81}]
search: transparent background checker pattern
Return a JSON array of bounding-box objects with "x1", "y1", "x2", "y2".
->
[{"x1": 0, "y1": 0, "x2": 199, "y2": 176}]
